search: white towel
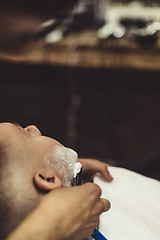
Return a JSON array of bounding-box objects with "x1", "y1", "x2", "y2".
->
[{"x1": 94, "y1": 167, "x2": 160, "y2": 240}]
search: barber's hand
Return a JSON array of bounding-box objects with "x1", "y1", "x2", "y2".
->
[
  {"x1": 39, "y1": 183, "x2": 110, "y2": 240},
  {"x1": 7, "y1": 183, "x2": 110, "y2": 240},
  {"x1": 78, "y1": 158, "x2": 113, "y2": 183},
  {"x1": 68, "y1": 183, "x2": 110, "y2": 240}
]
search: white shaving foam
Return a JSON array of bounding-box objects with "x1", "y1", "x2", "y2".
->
[
  {"x1": 74, "y1": 162, "x2": 82, "y2": 178},
  {"x1": 44, "y1": 145, "x2": 79, "y2": 186}
]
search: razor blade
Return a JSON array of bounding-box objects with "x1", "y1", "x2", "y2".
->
[{"x1": 73, "y1": 168, "x2": 82, "y2": 186}]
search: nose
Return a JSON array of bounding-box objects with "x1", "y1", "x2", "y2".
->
[{"x1": 24, "y1": 125, "x2": 42, "y2": 136}]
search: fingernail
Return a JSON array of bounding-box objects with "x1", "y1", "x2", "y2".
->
[
  {"x1": 108, "y1": 175, "x2": 113, "y2": 181},
  {"x1": 104, "y1": 200, "x2": 111, "y2": 211}
]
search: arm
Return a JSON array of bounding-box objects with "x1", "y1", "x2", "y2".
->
[
  {"x1": 7, "y1": 183, "x2": 110, "y2": 240},
  {"x1": 78, "y1": 158, "x2": 113, "y2": 183}
]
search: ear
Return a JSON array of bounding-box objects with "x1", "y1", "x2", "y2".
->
[{"x1": 34, "y1": 169, "x2": 63, "y2": 191}]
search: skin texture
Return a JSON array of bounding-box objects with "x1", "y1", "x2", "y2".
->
[
  {"x1": 7, "y1": 184, "x2": 110, "y2": 240},
  {"x1": 0, "y1": 122, "x2": 112, "y2": 240}
]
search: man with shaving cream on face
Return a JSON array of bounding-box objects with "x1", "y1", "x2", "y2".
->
[
  {"x1": 1, "y1": 2, "x2": 158, "y2": 240},
  {"x1": 0, "y1": 122, "x2": 112, "y2": 240},
  {"x1": 0, "y1": 1, "x2": 112, "y2": 240},
  {"x1": 1, "y1": 123, "x2": 160, "y2": 240}
]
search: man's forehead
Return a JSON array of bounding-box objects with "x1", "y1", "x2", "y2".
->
[
  {"x1": 0, "y1": 123, "x2": 18, "y2": 159},
  {"x1": 0, "y1": 122, "x2": 11, "y2": 131},
  {"x1": 0, "y1": 122, "x2": 15, "y2": 129},
  {"x1": 0, "y1": 122, "x2": 21, "y2": 138},
  {"x1": 0, "y1": 123, "x2": 33, "y2": 163}
]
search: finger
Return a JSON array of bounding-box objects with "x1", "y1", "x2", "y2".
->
[
  {"x1": 80, "y1": 218, "x2": 100, "y2": 230},
  {"x1": 79, "y1": 158, "x2": 113, "y2": 182},
  {"x1": 99, "y1": 165, "x2": 113, "y2": 182},
  {"x1": 86, "y1": 160, "x2": 113, "y2": 182},
  {"x1": 90, "y1": 198, "x2": 110, "y2": 217},
  {"x1": 76, "y1": 183, "x2": 102, "y2": 208},
  {"x1": 82, "y1": 183, "x2": 102, "y2": 198},
  {"x1": 101, "y1": 198, "x2": 111, "y2": 212}
]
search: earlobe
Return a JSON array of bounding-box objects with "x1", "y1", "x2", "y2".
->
[{"x1": 34, "y1": 170, "x2": 63, "y2": 191}]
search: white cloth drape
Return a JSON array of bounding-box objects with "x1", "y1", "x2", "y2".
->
[{"x1": 94, "y1": 167, "x2": 160, "y2": 240}]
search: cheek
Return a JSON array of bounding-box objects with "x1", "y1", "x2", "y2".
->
[{"x1": 43, "y1": 145, "x2": 78, "y2": 186}]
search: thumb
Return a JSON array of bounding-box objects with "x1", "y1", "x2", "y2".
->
[
  {"x1": 101, "y1": 198, "x2": 111, "y2": 212},
  {"x1": 100, "y1": 166, "x2": 113, "y2": 182}
]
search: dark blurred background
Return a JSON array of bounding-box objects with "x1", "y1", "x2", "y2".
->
[{"x1": 0, "y1": 0, "x2": 160, "y2": 180}]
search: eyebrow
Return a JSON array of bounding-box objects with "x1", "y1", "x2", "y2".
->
[
  {"x1": 12, "y1": 122, "x2": 24, "y2": 133},
  {"x1": 12, "y1": 122, "x2": 22, "y2": 128}
]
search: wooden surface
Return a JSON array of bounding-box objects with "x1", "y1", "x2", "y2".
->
[
  {"x1": 1, "y1": 5, "x2": 160, "y2": 70},
  {"x1": 1, "y1": 29, "x2": 160, "y2": 71},
  {"x1": 43, "y1": 31, "x2": 160, "y2": 70}
]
